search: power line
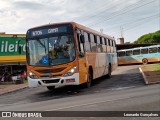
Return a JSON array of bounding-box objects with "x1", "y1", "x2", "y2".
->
[
  {"x1": 88, "y1": 0, "x2": 157, "y2": 27},
  {"x1": 111, "y1": 15, "x2": 159, "y2": 36},
  {"x1": 104, "y1": 13, "x2": 159, "y2": 31},
  {"x1": 72, "y1": 0, "x2": 123, "y2": 22},
  {"x1": 87, "y1": 0, "x2": 146, "y2": 26}
]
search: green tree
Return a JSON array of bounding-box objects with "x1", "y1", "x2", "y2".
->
[{"x1": 134, "y1": 30, "x2": 160, "y2": 44}]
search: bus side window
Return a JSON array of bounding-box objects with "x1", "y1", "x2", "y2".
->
[
  {"x1": 133, "y1": 50, "x2": 140, "y2": 55},
  {"x1": 97, "y1": 36, "x2": 101, "y2": 52},
  {"x1": 126, "y1": 50, "x2": 132, "y2": 56},
  {"x1": 113, "y1": 41, "x2": 116, "y2": 52},
  {"x1": 141, "y1": 48, "x2": 148, "y2": 54},
  {"x1": 102, "y1": 37, "x2": 106, "y2": 52},
  {"x1": 111, "y1": 40, "x2": 114, "y2": 53},
  {"x1": 107, "y1": 39, "x2": 111, "y2": 53},
  {"x1": 84, "y1": 32, "x2": 91, "y2": 52},
  {"x1": 158, "y1": 47, "x2": 160, "y2": 52},
  {"x1": 96, "y1": 36, "x2": 101, "y2": 52},
  {"x1": 90, "y1": 34, "x2": 97, "y2": 52},
  {"x1": 149, "y1": 47, "x2": 157, "y2": 53},
  {"x1": 118, "y1": 51, "x2": 125, "y2": 57},
  {"x1": 76, "y1": 30, "x2": 84, "y2": 57}
]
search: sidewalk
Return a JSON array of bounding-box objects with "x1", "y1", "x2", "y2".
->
[
  {"x1": 139, "y1": 64, "x2": 160, "y2": 84},
  {"x1": 0, "y1": 83, "x2": 28, "y2": 95}
]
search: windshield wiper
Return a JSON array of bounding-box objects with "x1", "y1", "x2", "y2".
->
[{"x1": 37, "y1": 39, "x2": 47, "y2": 53}]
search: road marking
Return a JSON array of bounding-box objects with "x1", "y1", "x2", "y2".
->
[
  {"x1": 109, "y1": 86, "x2": 136, "y2": 91},
  {"x1": 45, "y1": 95, "x2": 140, "y2": 111}
]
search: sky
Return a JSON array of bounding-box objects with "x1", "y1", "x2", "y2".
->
[{"x1": 0, "y1": 0, "x2": 159, "y2": 42}]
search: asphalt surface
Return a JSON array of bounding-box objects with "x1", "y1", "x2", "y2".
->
[
  {"x1": 0, "y1": 65, "x2": 160, "y2": 120},
  {"x1": 0, "y1": 65, "x2": 145, "y2": 105}
]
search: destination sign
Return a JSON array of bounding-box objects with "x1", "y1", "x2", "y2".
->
[{"x1": 27, "y1": 24, "x2": 73, "y2": 38}]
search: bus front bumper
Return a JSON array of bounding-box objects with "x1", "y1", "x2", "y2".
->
[{"x1": 28, "y1": 73, "x2": 80, "y2": 88}]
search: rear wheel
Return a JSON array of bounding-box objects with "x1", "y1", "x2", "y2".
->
[
  {"x1": 107, "y1": 65, "x2": 111, "y2": 78},
  {"x1": 86, "y1": 70, "x2": 92, "y2": 88},
  {"x1": 142, "y1": 58, "x2": 148, "y2": 65},
  {"x1": 47, "y1": 86, "x2": 55, "y2": 91}
]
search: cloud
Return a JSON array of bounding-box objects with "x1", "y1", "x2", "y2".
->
[
  {"x1": 13, "y1": 1, "x2": 45, "y2": 10},
  {"x1": 0, "y1": 0, "x2": 158, "y2": 42}
]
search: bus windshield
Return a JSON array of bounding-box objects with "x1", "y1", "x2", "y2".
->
[{"x1": 27, "y1": 35, "x2": 75, "y2": 66}]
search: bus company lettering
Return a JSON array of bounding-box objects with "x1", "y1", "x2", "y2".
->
[
  {"x1": 48, "y1": 28, "x2": 58, "y2": 33},
  {"x1": 0, "y1": 41, "x2": 25, "y2": 53},
  {"x1": 32, "y1": 30, "x2": 42, "y2": 36}
]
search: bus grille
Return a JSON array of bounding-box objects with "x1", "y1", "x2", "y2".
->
[
  {"x1": 36, "y1": 67, "x2": 66, "y2": 74},
  {"x1": 42, "y1": 79, "x2": 60, "y2": 83},
  {"x1": 40, "y1": 74, "x2": 62, "y2": 78}
]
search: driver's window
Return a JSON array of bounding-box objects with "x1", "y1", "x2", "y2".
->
[{"x1": 76, "y1": 29, "x2": 84, "y2": 57}]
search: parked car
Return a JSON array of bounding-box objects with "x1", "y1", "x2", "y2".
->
[{"x1": 11, "y1": 71, "x2": 25, "y2": 84}]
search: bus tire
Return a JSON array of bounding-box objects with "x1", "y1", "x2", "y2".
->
[
  {"x1": 142, "y1": 58, "x2": 148, "y2": 65},
  {"x1": 47, "y1": 86, "x2": 55, "y2": 91},
  {"x1": 107, "y1": 64, "x2": 112, "y2": 78},
  {"x1": 86, "y1": 70, "x2": 92, "y2": 88}
]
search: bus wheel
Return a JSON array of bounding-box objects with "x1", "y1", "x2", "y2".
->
[
  {"x1": 86, "y1": 70, "x2": 92, "y2": 88},
  {"x1": 142, "y1": 58, "x2": 148, "y2": 65},
  {"x1": 107, "y1": 65, "x2": 111, "y2": 78},
  {"x1": 47, "y1": 86, "x2": 55, "y2": 91}
]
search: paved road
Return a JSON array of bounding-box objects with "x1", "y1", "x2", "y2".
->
[
  {"x1": 1, "y1": 65, "x2": 160, "y2": 120},
  {"x1": 0, "y1": 65, "x2": 145, "y2": 105}
]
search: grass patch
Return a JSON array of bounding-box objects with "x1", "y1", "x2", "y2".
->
[{"x1": 148, "y1": 64, "x2": 160, "y2": 72}]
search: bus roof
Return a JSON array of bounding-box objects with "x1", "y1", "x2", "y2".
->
[
  {"x1": 27, "y1": 22, "x2": 115, "y2": 41},
  {"x1": 117, "y1": 45, "x2": 160, "y2": 52}
]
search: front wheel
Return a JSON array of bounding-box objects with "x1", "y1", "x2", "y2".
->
[
  {"x1": 142, "y1": 58, "x2": 148, "y2": 65},
  {"x1": 86, "y1": 70, "x2": 92, "y2": 88},
  {"x1": 47, "y1": 86, "x2": 55, "y2": 91},
  {"x1": 106, "y1": 65, "x2": 111, "y2": 78}
]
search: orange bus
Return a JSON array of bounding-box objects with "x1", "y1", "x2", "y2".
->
[{"x1": 26, "y1": 22, "x2": 117, "y2": 90}]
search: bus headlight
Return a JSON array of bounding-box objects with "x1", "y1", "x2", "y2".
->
[
  {"x1": 28, "y1": 71, "x2": 38, "y2": 79},
  {"x1": 64, "y1": 66, "x2": 77, "y2": 77}
]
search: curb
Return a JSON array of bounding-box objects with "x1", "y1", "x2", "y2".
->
[
  {"x1": 0, "y1": 84, "x2": 28, "y2": 95},
  {"x1": 139, "y1": 67, "x2": 148, "y2": 84}
]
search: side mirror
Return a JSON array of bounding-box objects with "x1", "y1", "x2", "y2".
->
[
  {"x1": 80, "y1": 35, "x2": 85, "y2": 43},
  {"x1": 78, "y1": 52, "x2": 84, "y2": 58}
]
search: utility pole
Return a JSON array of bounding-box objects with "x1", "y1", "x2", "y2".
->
[
  {"x1": 159, "y1": 0, "x2": 160, "y2": 30},
  {"x1": 120, "y1": 26, "x2": 124, "y2": 38},
  {"x1": 100, "y1": 29, "x2": 103, "y2": 33}
]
